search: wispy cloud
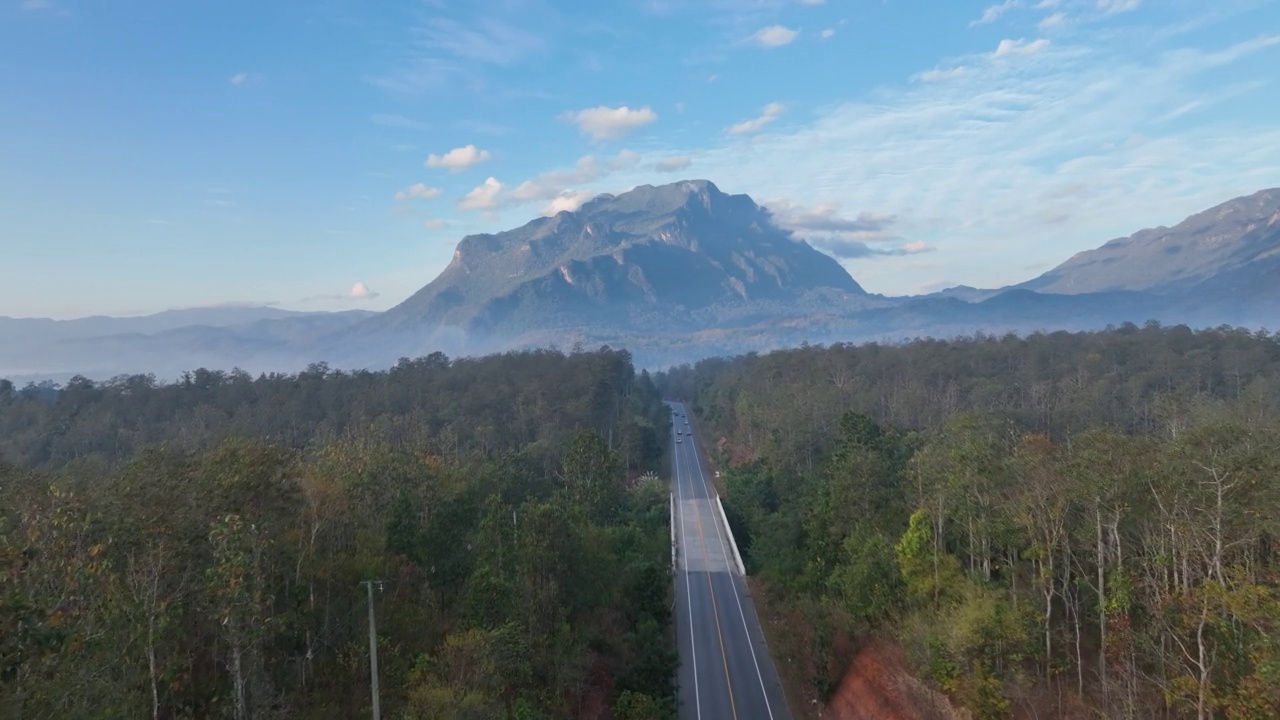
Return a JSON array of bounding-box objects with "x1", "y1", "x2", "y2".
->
[
  {"x1": 414, "y1": 18, "x2": 544, "y2": 66},
  {"x1": 596, "y1": 31, "x2": 1280, "y2": 292},
  {"x1": 393, "y1": 183, "x2": 442, "y2": 201},
  {"x1": 564, "y1": 106, "x2": 658, "y2": 141},
  {"x1": 1038, "y1": 12, "x2": 1066, "y2": 30},
  {"x1": 766, "y1": 199, "x2": 897, "y2": 236},
  {"x1": 993, "y1": 38, "x2": 1051, "y2": 57},
  {"x1": 425, "y1": 218, "x2": 449, "y2": 230},
  {"x1": 20, "y1": 0, "x2": 67, "y2": 13},
  {"x1": 1097, "y1": 0, "x2": 1142, "y2": 15},
  {"x1": 426, "y1": 144, "x2": 492, "y2": 172},
  {"x1": 914, "y1": 66, "x2": 967, "y2": 82},
  {"x1": 814, "y1": 238, "x2": 935, "y2": 260},
  {"x1": 752, "y1": 25, "x2": 800, "y2": 47},
  {"x1": 459, "y1": 177, "x2": 504, "y2": 210},
  {"x1": 542, "y1": 190, "x2": 596, "y2": 215},
  {"x1": 820, "y1": 28, "x2": 836, "y2": 40},
  {"x1": 228, "y1": 72, "x2": 263, "y2": 86},
  {"x1": 654, "y1": 156, "x2": 693, "y2": 173},
  {"x1": 971, "y1": 0, "x2": 1021, "y2": 26},
  {"x1": 727, "y1": 102, "x2": 786, "y2": 135},
  {"x1": 512, "y1": 151, "x2": 639, "y2": 203}
]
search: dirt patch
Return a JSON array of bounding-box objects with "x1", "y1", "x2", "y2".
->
[
  {"x1": 576, "y1": 650, "x2": 614, "y2": 720},
  {"x1": 824, "y1": 640, "x2": 968, "y2": 720},
  {"x1": 714, "y1": 435, "x2": 756, "y2": 466}
]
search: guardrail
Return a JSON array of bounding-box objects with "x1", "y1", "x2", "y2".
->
[
  {"x1": 670, "y1": 492, "x2": 676, "y2": 571},
  {"x1": 714, "y1": 496, "x2": 747, "y2": 576}
]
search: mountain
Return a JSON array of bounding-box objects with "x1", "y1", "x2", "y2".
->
[
  {"x1": 0, "y1": 305, "x2": 312, "y2": 346},
  {"x1": 0, "y1": 309, "x2": 376, "y2": 382},
  {"x1": 8, "y1": 182, "x2": 1280, "y2": 383},
  {"x1": 374, "y1": 180, "x2": 867, "y2": 334},
  {"x1": 1021, "y1": 188, "x2": 1280, "y2": 295}
]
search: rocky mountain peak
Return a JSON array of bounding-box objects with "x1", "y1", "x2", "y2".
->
[{"x1": 377, "y1": 179, "x2": 865, "y2": 333}]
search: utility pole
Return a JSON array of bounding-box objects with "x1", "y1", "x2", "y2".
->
[{"x1": 361, "y1": 580, "x2": 383, "y2": 720}]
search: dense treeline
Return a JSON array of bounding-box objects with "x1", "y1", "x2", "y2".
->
[
  {"x1": 0, "y1": 348, "x2": 663, "y2": 475},
  {"x1": 658, "y1": 324, "x2": 1280, "y2": 719},
  {"x1": 660, "y1": 322, "x2": 1280, "y2": 476},
  {"x1": 1, "y1": 348, "x2": 676, "y2": 719}
]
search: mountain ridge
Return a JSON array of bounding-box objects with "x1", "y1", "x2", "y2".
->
[
  {"x1": 373, "y1": 179, "x2": 866, "y2": 333},
  {"x1": 7, "y1": 182, "x2": 1280, "y2": 382},
  {"x1": 1019, "y1": 187, "x2": 1280, "y2": 295}
]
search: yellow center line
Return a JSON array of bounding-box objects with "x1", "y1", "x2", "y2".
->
[{"x1": 682, "y1": 430, "x2": 740, "y2": 720}]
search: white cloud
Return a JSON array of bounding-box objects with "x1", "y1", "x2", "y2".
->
[
  {"x1": 371, "y1": 113, "x2": 428, "y2": 130},
  {"x1": 766, "y1": 199, "x2": 898, "y2": 238},
  {"x1": 394, "y1": 183, "x2": 442, "y2": 201},
  {"x1": 821, "y1": 28, "x2": 836, "y2": 40},
  {"x1": 229, "y1": 72, "x2": 249, "y2": 86},
  {"x1": 511, "y1": 151, "x2": 639, "y2": 204},
  {"x1": 971, "y1": 0, "x2": 1021, "y2": 26},
  {"x1": 1038, "y1": 12, "x2": 1066, "y2": 30},
  {"x1": 415, "y1": 18, "x2": 544, "y2": 66},
  {"x1": 425, "y1": 219, "x2": 449, "y2": 230},
  {"x1": 425, "y1": 144, "x2": 492, "y2": 172},
  {"x1": 542, "y1": 190, "x2": 596, "y2": 216},
  {"x1": 727, "y1": 102, "x2": 786, "y2": 135},
  {"x1": 993, "y1": 38, "x2": 1051, "y2": 57},
  {"x1": 346, "y1": 282, "x2": 379, "y2": 300},
  {"x1": 797, "y1": 0, "x2": 826, "y2": 5},
  {"x1": 564, "y1": 106, "x2": 658, "y2": 141},
  {"x1": 914, "y1": 66, "x2": 967, "y2": 82},
  {"x1": 596, "y1": 31, "x2": 1280, "y2": 293},
  {"x1": 654, "y1": 156, "x2": 693, "y2": 173},
  {"x1": 1097, "y1": 0, "x2": 1141, "y2": 15},
  {"x1": 459, "y1": 177, "x2": 504, "y2": 210},
  {"x1": 752, "y1": 25, "x2": 800, "y2": 47},
  {"x1": 1035, "y1": 0, "x2": 1059, "y2": 7}
]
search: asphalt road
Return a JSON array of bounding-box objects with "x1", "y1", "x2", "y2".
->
[{"x1": 669, "y1": 401, "x2": 792, "y2": 720}]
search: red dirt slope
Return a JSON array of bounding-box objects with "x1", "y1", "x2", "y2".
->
[{"x1": 824, "y1": 640, "x2": 968, "y2": 720}]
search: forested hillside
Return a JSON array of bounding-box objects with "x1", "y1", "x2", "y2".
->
[
  {"x1": 1, "y1": 348, "x2": 676, "y2": 719},
  {"x1": 659, "y1": 323, "x2": 1280, "y2": 719}
]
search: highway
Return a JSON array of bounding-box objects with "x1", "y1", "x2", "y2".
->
[{"x1": 669, "y1": 401, "x2": 792, "y2": 720}]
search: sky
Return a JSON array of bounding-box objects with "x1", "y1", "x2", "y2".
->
[{"x1": 2, "y1": 0, "x2": 1279, "y2": 319}]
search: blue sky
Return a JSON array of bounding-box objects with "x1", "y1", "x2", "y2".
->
[{"x1": 2, "y1": 0, "x2": 1279, "y2": 318}]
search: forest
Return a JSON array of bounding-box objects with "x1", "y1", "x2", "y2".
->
[
  {"x1": 1, "y1": 348, "x2": 676, "y2": 719},
  {"x1": 658, "y1": 323, "x2": 1280, "y2": 719}
]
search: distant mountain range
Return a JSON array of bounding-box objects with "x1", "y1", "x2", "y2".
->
[{"x1": 6, "y1": 181, "x2": 1280, "y2": 382}]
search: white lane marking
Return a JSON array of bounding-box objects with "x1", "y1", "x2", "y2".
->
[
  {"x1": 686, "y1": 414, "x2": 777, "y2": 720},
  {"x1": 674, "y1": 406, "x2": 702, "y2": 720}
]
